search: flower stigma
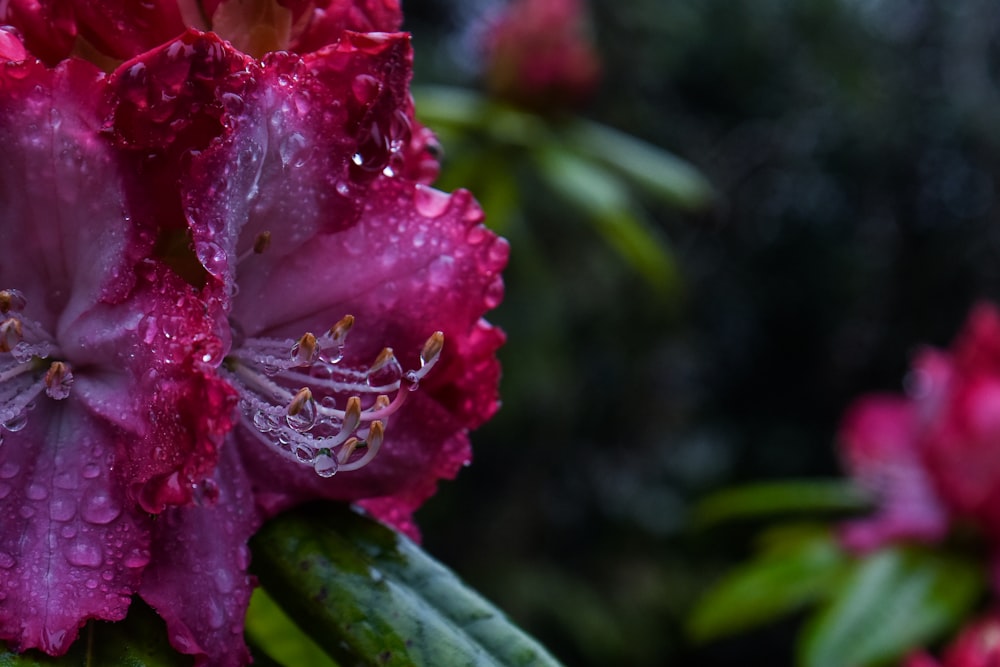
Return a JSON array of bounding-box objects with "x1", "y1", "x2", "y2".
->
[
  {"x1": 0, "y1": 289, "x2": 74, "y2": 441},
  {"x1": 221, "y1": 313, "x2": 444, "y2": 478}
]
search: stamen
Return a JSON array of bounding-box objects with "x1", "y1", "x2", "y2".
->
[
  {"x1": 0, "y1": 290, "x2": 72, "y2": 436},
  {"x1": 404, "y1": 331, "x2": 445, "y2": 388},
  {"x1": 0, "y1": 318, "x2": 22, "y2": 354},
  {"x1": 44, "y1": 361, "x2": 73, "y2": 400},
  {"x1": 236, "y1": 230, "x2": 273, "y2": 265},
  {"x1": 223, "y1": 317, "x2": 444, "y2": 478},
  {"x1": 253, "y1": 231, "x2": 271, "y2": 254},
  {"x1": 0, "y1": 289, "x2": 26, "y2": 315}
]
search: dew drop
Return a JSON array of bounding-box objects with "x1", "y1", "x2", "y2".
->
[
  {"x1": 484, "y1": 275, "x2": 505, "y2": 309},
  {"x1": 124, "y1": 548, "x2": 151, "y2": 568},
  {"x1": 413, "y1": 185, "x2": 451, "y2": 219},
  {"x1": 0, "y1": 483, "x2": 9, "y2": 500},
  {"x1": 0, "y1": 552, "x2": 14, "y2": 569},
  {"x1": 313, "y1": 454, "x2": 337, "y2": 478},
  {"x1": 81, "y1": 463, "x2": 101, "y2": 479},
  {"x1": 195, "y1": 241, "x2": 227, "y2": 277},
  {"x1": 286, "y1": 398, "x2": 318, "y2": 433},
  {"x1": 50, "y1": 496, "x2": 75, "y2": 522},
  {"x1": 2, "y1": 412, "x2": 27, "y2": 433},
  {"x1": 65, "y1": 541, "x2": 102, "y2": 568},
  {"x1": 351, "y1": 74, "x2": 380, "y2": 104},
  {"x1": 82, "y1": 490, "x2": 122, "y2": 525},
  {"x1": 0, "y1": 462, "x2": 18, "y2": 479},
  {"x1": 25, "y1": 484, "x2": 47, "y2": 500}
]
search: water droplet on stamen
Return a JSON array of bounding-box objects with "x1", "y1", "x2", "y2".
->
[{"x1": 313, "y1": 453, "x2": 337, "y2": 478}]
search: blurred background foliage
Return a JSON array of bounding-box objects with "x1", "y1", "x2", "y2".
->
[{"x1": 400, "y1": 0, "x2": 1000, "y2": 665}]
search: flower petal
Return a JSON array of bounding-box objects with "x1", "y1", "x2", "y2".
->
[
  {"x1": 289, "y1": 0, "x2": 403, "y2": 54},
  {"x1": 232, "y1": 179, "x2": 505, "y2": 528},
  {"x1": 838, "y1": 395, "x2": 948, "y2": 550},
  {"x1": 0, "y1": 56, "x2": 140, "y2": 333},
  {"x1": 0, "y1": 0, "x2": 76, "y2": 64},
  {"x1": 140, "y1": 443, "x2": 258, "y2": 667},
  {"x1": 183, "y1": 30, "x2": 415, "y2": 295},
  {"x1": 0, "y1": 401, "x2": 151, "y2": 655},
  {"x1": 69, "y1": 0, "x2": 188, "y2": 61}
]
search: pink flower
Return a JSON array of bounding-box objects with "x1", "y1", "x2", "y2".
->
[
  {"x1": 482, "y1": 0, "x2": 603, "y2": 111},
  {"x1": 0, "y1": 3, "x2": 506, "y2": 665},
  {"x1": 837, "y1": 394, "x2": 948, "y2": 551},
  {"x1": 0, "y1": 39, "x2": 236, "y2": 655},
  {"x1": 905, "y1": 614, "x2": 1000, "y2": 667},
  {"x1": 838, "y1": 303, "x2": 1000, "y2": 555}
]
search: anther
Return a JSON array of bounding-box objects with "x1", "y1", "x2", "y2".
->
[
  {"x1": 286, "y1": 387, "x2": 313, "y2": 417},
  {"x1": 342, "y1": 396, "x2": 362, "y2": 433},
  {"x1": 0, "y1": 318, "x2": 23, "y2": 354},
  {"x1": 290, "y1": 332, "x2": 319, "y2": 366},
  {"x1": 44, "y1": 361, "x2": 73, "y2": 400},
  {"x1": 327, "y1": 315, "x2": 355, "y2": 345},
  {"x1": 420, "y1": 331, "x2": 445, "y2": 367},
  {"x1": 0, "y1": 290, "x2": 26, "y2": 315},
  {"x1": 285, "y1": 387, "x2": 318, "y2": 432},
  {"x1": 337, "y1": 436, "x2": 362, "y2": 464},
  {"x1": 369, "y1": 347, "x2": 396, "y2": 373},
  {"x1": 253, "y1": 231, "x2": 272, "y2": 254}
]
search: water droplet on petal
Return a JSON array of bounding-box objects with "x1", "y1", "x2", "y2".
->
[
  {"x1": 82, "y1": 490, "x2": 122, "y2": 525},
  {"x1": 413, "y1": 185, "x2": 451, "y2": 219},
  {"x1": 0, "y1": 552, "x2": 14, "y2": 568},
  {"x1": 65, "y1": 541, "x2": 102, "y2": 568},
  {"x1": 2, "y1": 412, "x2": 27, "y2": 432}
]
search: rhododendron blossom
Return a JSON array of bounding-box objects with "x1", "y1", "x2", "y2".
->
[
  {"x1": 482, "y1": 0, "x2": 602, "y2": 110},
  {"x1": 838, "y1": 304, "x2": 1000, "y2": 562},
  {"x1": 0, "y1": 2, "x2": 506, "y2": 665}
]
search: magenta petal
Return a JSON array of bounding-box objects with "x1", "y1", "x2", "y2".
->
[
  {"x1": 140, "y1": 444, "x2": 258, "y2": 667},
  {"x1": 290, "y1": 0, "x2": 403, "y2": 53},
  {"x1": 0, "y1": 0, "x2": 76, "y2": 64},
  {"x1": 70, "y1": 0, "x2": 188, "y2": 60},
  {"x1": 0, "y1": 402, "x2": 151, "y2": 655},
  {"x1": 232, "y1": 177, "x2": 504, "y2": 525},
  {"x1": 838, "y1": 395, "x2": 948, "y2": 550},
  {"x1": 0, "y1": 57, "x2": 141, "y2": 332},
  {"x1": 183, "y1": 30, "x2": 415, "y2": 295}
]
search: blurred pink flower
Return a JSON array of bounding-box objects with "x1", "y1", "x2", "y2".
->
[
  {"x1": 483, "y1": 0, "x2": 602, "y2": 110},
  {"x1": 838, "y1": 304, "x2": 1000, "y2": 557},
  {"x1": 0, "y1": 2, "x2": 506, "y2": 664},
  {"x1": 905, "y1": 614, "x2": 1000, "y2": 667}
]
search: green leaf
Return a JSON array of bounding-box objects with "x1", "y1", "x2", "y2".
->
[
  {"x1": 0, "y1": 599, "x2": 189, "y2": 666},
  {"x1": 245, "y1": 587, "x2": 340, "y2": 667},
  {"x1": 689, "y1": 525, "x2": 848, "y2": 642},
  {"x1": 251, "y1": 503, "x2": 564, "y2": 667},
  {"x1": 413, "y1": 86, "x2": 549, "y2": 148},
  {"x1": 564, "y1": 119, "x2": 714, "y2": 211},
  {"x1": 535, "y1": 146, "x2": 680, "y2": 294},
  {"x1": 801, "y1": 546, "x2": 982, "y2": 667},
  {"x1": 693, "y1": 480, "x2": 871, "y2": 526}
]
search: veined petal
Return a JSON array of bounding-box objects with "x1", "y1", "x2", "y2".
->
[
  {"x1": 69, "y1": 266, "x2": 237, "y2": 513},
  {"x1": 0, "y1": 55, "x2": 140, "y2": 333},
  {"x1": 140, "y1": 443, "x2": 258, "y2": 667},
  {"x1": 232, "y1": 178, "x2": 505, "y2": 527},
  {"x1": 0, "y1": 401, "x2": 151, "y2": 655},
  {"x1": 183, "y1": 30, "x2": 414, "y2": 295}
]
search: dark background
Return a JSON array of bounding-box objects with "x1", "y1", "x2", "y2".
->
[{"x1": 403, "y1": 1, "x2": 1000, "y2": 664}]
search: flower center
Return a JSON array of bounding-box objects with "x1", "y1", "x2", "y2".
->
[
  {"x1": 0, "y1": 289, "x2": 74, "y2": 442},
  {"x1": 222, "y1": 313, "x2": 444, "y2": 478}
]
